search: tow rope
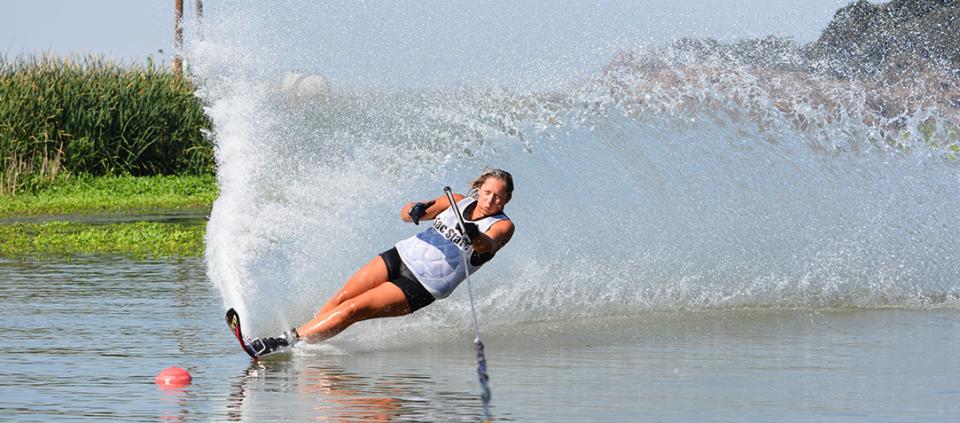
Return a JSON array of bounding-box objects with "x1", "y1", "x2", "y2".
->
[{"x1": 444, "y1": 186, "x2": 493, "y2": 422}]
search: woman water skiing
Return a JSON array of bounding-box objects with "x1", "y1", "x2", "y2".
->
[{"x1": 247, "y1": 168, "x2": 515, "y2": 356}]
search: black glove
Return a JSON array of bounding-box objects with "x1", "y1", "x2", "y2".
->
[
  {"x1": 408, "y1": 201, "x2": 432, "y2": 225},
  {"x1": 461, "y1": 222, "x2": 481, "y2": 244}
]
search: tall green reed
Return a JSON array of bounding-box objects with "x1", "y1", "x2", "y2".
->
[{"x1": 0, "y1": 54, "x2": 213, "y2": 195}]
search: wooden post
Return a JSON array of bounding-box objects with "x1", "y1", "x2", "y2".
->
[
  {"x1": 173, "y1": 0, "x2": 184, "y2": 75},
  {"x1": 195, "y1": 0, "x2": 203, "y2": 40}
]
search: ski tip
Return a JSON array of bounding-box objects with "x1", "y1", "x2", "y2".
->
[
  {"x1": 226, "y1": 308, "x2": 240, "y2": 326},
  {"x1": 225, "y1": 308, "x2": 260, "y2": 359}
]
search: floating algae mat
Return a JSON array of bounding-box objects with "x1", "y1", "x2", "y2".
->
[
  {"x1": 0, "y1": 221, "x2": 205, "y2": 258},
  {"x1": 0, "y1": 175, "x2": 217, "y2": 217}
]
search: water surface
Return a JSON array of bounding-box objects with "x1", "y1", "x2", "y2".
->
[{"x1": 2, "y1": 257, "x2": 958, "y2": 422}]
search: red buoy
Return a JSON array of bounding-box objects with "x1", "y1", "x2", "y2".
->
[{"x1": 155, "y1": 366, "x2": 192, "y2": 387}]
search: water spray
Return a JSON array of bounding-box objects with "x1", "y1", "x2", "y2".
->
[{"x1": 444, "y1": 186, "x2": 493, "y2": 423}]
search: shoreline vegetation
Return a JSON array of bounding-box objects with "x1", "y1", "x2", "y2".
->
[
  {"x1": 0, "y1": 55, "x2": 213, "y2": 258},
  {"x1": 0, "y1": 54, "x2": 212, "y2": 195}
]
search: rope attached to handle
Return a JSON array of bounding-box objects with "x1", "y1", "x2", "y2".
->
[{"x1": 444, "y1": 186, "x2": 493, "y2": 422}]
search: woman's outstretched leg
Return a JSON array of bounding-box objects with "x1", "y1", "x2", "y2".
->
[
  {"x1": 298, "y1": 281, "x2": 410, "y2": 343},
  {"x1": 245, "y1": 259, "x2": 406, "y2": 356},
  {"x1": 316, "y1": 256, "x2": 391, "y2": 317}
]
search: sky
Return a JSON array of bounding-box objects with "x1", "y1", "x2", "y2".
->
[
  {"x1": 1, "y1": 1, "x2": 174, "y2": 62},
  {"x1": 0, "y1": 1, "x2": 861, "y2": 58},
  {"x1": 1, "y1": 1, "x2": 863, "y2": 87}
]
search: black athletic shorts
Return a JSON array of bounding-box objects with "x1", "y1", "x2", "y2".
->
[{"x1": 379, "y1": 247, "x2": 435, "y2": 313}]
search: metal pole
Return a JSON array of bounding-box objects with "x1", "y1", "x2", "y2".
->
[{"x1": 173, "y1": 0, "x2": 184, "y2": 75}]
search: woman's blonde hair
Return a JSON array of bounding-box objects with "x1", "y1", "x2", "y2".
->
[{"x1": 468, "y1": 168, "x2": 514, "y2": 202}]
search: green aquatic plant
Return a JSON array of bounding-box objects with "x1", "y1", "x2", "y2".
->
[
  {"x1": 0, "y1": 174, "x2": 217, "y2": 216},
  {"x1": 0, "y1": 221, "x2": 205, "y2": 258}
]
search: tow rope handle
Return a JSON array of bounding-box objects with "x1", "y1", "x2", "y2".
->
[{"x1": 444, "y1": 186, "x2": 472, "y2": 245}]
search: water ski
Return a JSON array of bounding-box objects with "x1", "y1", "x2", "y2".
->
[
  {"x1": 226, "y1": 308, "x2": 298, "y2": 358},
  {"x1": 225, "y1": 308, "x2": 262, "y2": 358}
]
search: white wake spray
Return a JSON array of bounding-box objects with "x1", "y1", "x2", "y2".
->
[{"x1": 191, "y1": 5, "x2": 960, "y2": 344}]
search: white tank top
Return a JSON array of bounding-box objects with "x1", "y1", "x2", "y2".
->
[{"x1": 395, "y1": 197, "x2": 509, "y2": 299}]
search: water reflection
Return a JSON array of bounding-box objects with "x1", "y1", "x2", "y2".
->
[
  {"x1": 228, "y1": 357, "x2": 492, "y2": 422},
  {"x1": 157, "y1": 386, "x2": 191, "y2": 423},
  {"x1": 300, "y1": 366, "x2": 403, "y2": 422}
]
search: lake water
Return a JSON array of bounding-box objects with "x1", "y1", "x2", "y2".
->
[{"x1": 2, "y1": 256, "x2": 958, "y2": 422}]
